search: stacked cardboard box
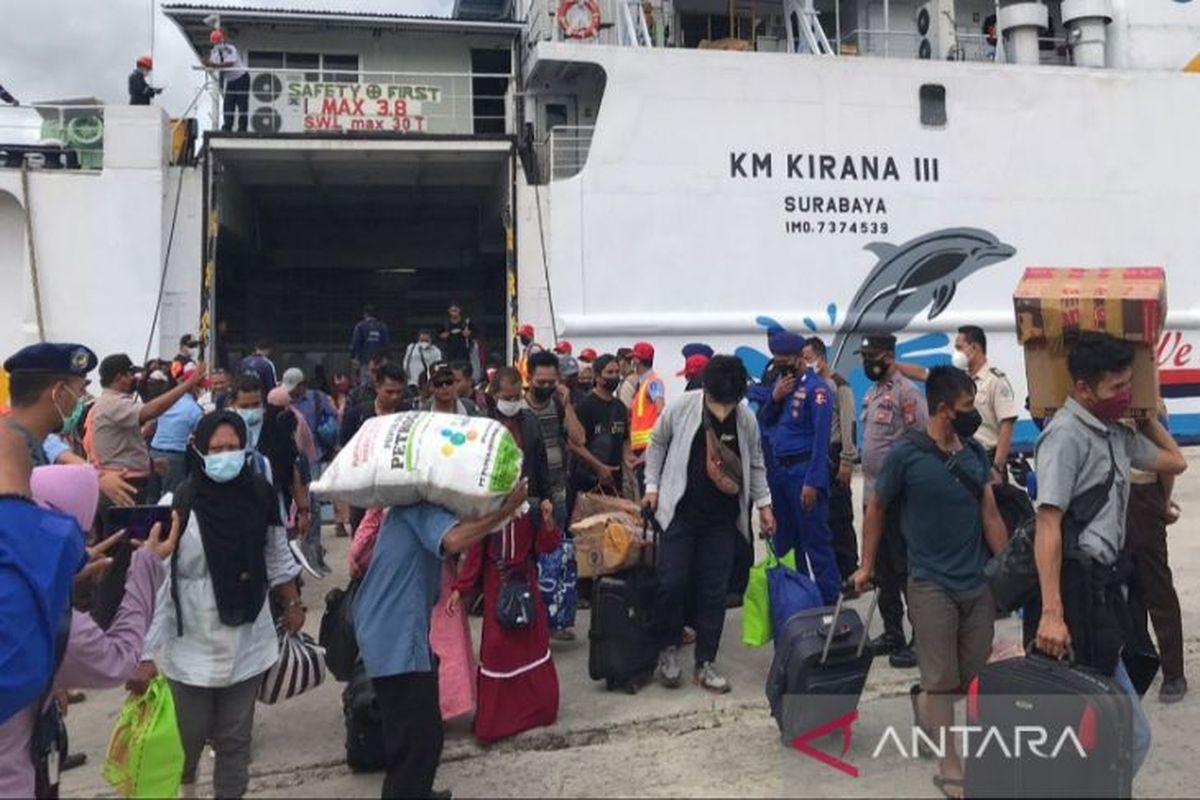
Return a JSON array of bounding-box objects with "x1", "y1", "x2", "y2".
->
[{"x1": 1013, "y1": 267, "x2": 1167, "y2": 418}]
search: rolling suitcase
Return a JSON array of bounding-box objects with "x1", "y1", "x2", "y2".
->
[
  {"x1": 965, "y1": 653, "x2": 1134, "y2": 798},
  {"x1": 587, "y1": 510, "x2": 661, "y2": 693},
  {"x1": 766, "y1": 588, "x2": 877, "y2": 746}
]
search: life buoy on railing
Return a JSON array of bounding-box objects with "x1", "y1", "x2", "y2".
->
[{"x1": 558, "y1": 0, "x2": 602, "y2": 40}]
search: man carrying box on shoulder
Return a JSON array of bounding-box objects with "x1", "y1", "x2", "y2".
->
[{"x1": 1029, "y1": 333, "x2": 1187, "y2": 778}]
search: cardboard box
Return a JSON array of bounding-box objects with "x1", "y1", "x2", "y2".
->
[
  {"x1": 1014, "y1": 267, "x2": 1167, "y2": 349},
  {"x1": 1024, "y1": 344, "x2": 1160, "y2": 419}
]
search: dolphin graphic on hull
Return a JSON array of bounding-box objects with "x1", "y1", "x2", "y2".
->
[{"x1": 828, "y1": 227, "x2": 1016, "y2": 376}]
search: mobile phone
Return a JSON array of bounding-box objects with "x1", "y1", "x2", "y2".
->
[{"x1": 103, "y1": 505, "x2": 173, "y2": 541}]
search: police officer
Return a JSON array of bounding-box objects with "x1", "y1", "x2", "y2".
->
[
  {"x1": 3, "y1": 343, "x2": 97, "y2": 465},
  {"x1": 859, "y1": 334, "x2": 927, "y2": 669},
  {"x1": 759, "y1": 331, "x2": 840, "y2": 603}
]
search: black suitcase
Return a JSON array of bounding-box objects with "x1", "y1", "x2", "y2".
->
[
  {"x1": 343, "y1": 663, "x2": 386, "y2": 773},
  {"x1": 766, "y1": 588, "x2": 877, "y2": 746},
  {"x1": 587, "y1": 512, "x2": 660, "y2": 693},
  {"x1": 965, "y1": 654, "x2": 1134, "y2": 798}
]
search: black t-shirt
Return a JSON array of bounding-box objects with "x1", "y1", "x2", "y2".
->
[
  {"x1": 571, "y1": 393, "x2": 628, "y2": 491},
  {"x1": 441, "y1": 317, "x2": 471, "y2": 362},
  {"x1": 676, "y1": 410, "x2": 741, "y2": 524}
]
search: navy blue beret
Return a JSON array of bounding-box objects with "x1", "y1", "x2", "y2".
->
[
  {"x1": 681, "y1": 342, "x2": 715, "y2": 360},
  {"x1": 768, "y1": 331, "x2": 806, "y2": 356},
  {"x1": 3, "y1": 342, "x2": 97, "y2": 377}
]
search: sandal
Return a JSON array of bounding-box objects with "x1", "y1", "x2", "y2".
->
[{"x1": 933, "y1": 775, "x2": 965, "y2": 799}]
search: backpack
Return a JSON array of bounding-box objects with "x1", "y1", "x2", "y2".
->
[{"x1": 0, "y1": 498, "x2": 83, "y2": 726}]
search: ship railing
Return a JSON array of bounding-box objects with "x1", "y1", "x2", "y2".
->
[
  {"x1": 838, "y1": 29, "x2": 1068, "y2": 64},
  {"x1": 203, "y1": 68, "x2": 516, "y2": 136},
  {"x1": 0, "y1": 104, "x2": 106, "y2": 171},
  {"x1": 548, "y1": 125, "x2": 594, "y2": 181},
  {"x1": 524, "y1": 0, "x2": 652, "y2": 48}
]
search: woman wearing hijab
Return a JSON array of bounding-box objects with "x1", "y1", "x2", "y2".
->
[
  {"x1": 446, "y1": 367, "x2": 561, "y2": 743},
  {"x1": 0, "y1": 460, "x2": 180, "y2": 798},
  {"x1": 132, "y1": 410, "x2": 303, "y2": 799}
]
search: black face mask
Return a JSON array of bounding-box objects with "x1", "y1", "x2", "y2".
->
[
  {"x1": 531, "y1": 385, "x2": 555, "y2": 403},
  {"x1": 952, "y1": 409, "x2": 983, "y2": 439},
  {"x1": 601, "y1": 377, "x2": 620, "y2": 393},
  {"x1": 862, "y1": 357, "x2": 888, "y2": 382},
  {"x1": 519, "y1": 336, "x2": 532, "y2": 347},
  {"x1": 578, "y1": 381, "x2": 594, "y2": 393}
]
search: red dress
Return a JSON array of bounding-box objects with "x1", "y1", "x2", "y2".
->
[{"x1": 454, "y1": 505, "x2": 561, "y2": 743}]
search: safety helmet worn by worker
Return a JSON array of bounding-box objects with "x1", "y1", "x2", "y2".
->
[
  {"x1": 210, "y1": 29, "x2": 225, "y2": 44},
  {"x1": 136, "y1": 55, "x2": 153, "y2": 70}
]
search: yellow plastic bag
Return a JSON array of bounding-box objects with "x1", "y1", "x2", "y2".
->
[{"x1": 103, "y1": 675, "x2": 184, "y2": 799}]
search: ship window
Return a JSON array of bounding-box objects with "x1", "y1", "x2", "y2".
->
[
  {"x1": 323, "y1": 54, "x2": 360, "y2": 84},
  {"x1": 247, "y1": 51, "x2": 284, "y2": 69},
  {"x1": 919, "y1": 84, "x2": 946, "y2": 127}
]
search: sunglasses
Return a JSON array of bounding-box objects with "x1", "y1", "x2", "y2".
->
[{"x1": 432, "y1": 379, "x2": 455, "y2": 388}]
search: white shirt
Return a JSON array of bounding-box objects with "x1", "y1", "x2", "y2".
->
[
  {"x1": 209, "y1": 43, "x2": 247, "y2": 81},
  {"x1": 144, "y1": 515, "x2": 298, "y2": 687}
]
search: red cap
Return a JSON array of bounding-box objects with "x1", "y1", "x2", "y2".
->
[
  {"x1": 136, "y1": 55, "x2": 154, "y2": 69},
  {"x1": 579, "y1": 347, "x2": 597, "y2": 362},
  {"x1": 676, "y1": 354, "x2": 709, "y2": 378},
  {"x1": 517, "y1": 323, "x2": 535, "y2": 339},
  {"x1": 630, "y1": 341, "x2": 655, "y2": 363},
  {"x1": 210, "y1": 29, "x2": 226, "y2": 44},
  {"x1": 554, "y1": 340, "x2": 573, "y2": 355}
]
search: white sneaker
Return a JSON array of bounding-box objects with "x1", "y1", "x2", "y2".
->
[
  {"x1": 694, "y1": 661, "x2": 731, "y2": 694},
  {"x1": 658, "y1": 646, "x2": 683, "y2": 688}
]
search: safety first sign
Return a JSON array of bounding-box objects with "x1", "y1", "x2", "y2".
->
[{"x1": 287, "y1": 81, "x2": 443, "y2": 132}]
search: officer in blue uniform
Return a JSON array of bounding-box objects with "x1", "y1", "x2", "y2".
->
[
  {"x1": 3, "y1": 342, "x2": 97, "y2": 466},
  {"x1": 758, "y1": 331, "x2": 840, "y2": 603}
]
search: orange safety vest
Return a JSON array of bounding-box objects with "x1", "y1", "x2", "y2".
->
[{"x1": 629, "y1": 371, "x2": 662, "y2": 452}]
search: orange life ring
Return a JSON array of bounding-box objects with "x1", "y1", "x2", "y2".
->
[{"x1": 558, "y1": 0, "x2": 602, "y2": 40}]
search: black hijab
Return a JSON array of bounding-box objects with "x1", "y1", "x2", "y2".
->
[
  {"x1": 257, "y1": 405, "x2": 299, "y2": 505},
  {"x1": 174, "y1": 411, "x2": 273, "y2": 629}
]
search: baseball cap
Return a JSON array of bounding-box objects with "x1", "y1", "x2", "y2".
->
[
  {"x1": 630, "y1": 342, "x2": 655, "y2": 362},
  {"x1": 99, "y1": 353, "x2": 137, "y2": 385},
  {"x1": 281, "y1": 367, "x2": 305, "y2": 392},
  {"x1": 579, "y1": 347, "x2": 598, "y2": 363},
  {"x1": 677, "y1": 354, "x2": 710, "y2": 378},
  {"x1": 517, "y1": 323, "x2": 535, "y2": 339},
  {"x1": 558, "y1": 355, "x2": 580, "y2": 377},
  {"x1": 554, "y1": 340, "x2": 573, "y2": 355}
]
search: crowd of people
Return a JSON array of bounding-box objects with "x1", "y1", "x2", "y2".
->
[{"x1": 0, "y1": 303, "x2": 1190, "y2": 799}]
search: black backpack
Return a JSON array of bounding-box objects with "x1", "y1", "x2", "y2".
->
[
  {"x1": 342, "y1": 662, "x2": 385, "y2": 772},
  {"x1": 319, "y1": 579, "x2": 361, "y2": 682}
]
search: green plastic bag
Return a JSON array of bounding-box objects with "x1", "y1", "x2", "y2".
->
[
  {"x1": 103, "y1": 675, "x2": 185, "y2": 799},
  {"x1": 742, "y1": 543, "x2": 798, "y2": 648}
]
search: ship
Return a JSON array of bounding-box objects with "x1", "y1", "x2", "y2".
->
[{"x1": 2, "y1": 0, "x2": 1199, "y2": 444}]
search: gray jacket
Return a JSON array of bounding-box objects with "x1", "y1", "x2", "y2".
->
[{"x1": 643, "y1": 391, "x2": 772, "y2": 540}]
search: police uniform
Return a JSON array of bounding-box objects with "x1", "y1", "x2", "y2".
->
[
  {"x1": 858, "y1": 335, "x2": 928, "y2": 648},
  {"x1": 3, "y1": 342, "x2": 97, "y2": 466},
  {"x1": 759, "y1": 333, "x2": 840, "y2": 603},
  {"x1": 969, "y1": 361, "x2": 1019, "y2": 465}
]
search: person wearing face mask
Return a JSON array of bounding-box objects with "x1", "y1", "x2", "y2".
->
[
  {"x1": 896, "y1": 326, "x2": 1019, "y2": 484},
  {"x1": 858, "y1": 334, "x2": 927, "y2": 669},
  {"x1": 128, "y1": 410, "x2": 304, "y2": 800},
  {"x1": 2, "y1": 343, "x2": 139, "y2": 508},
  {"x1": 567, "y1": 354, "x2": 631, "y2": 515},
  {"x1": 171, "y1": 334, "x2": 199, "y2": 382},
  {"x1": 90, "y1": 353, "x2": 206, "y2": 506},
  {"x1": 575, "y1": 361, "x2": 595, "y2": 400},
  {"x1": 757, "y1": 332, "x2": 840, "y2": 604},
  {"x1": 514, "y1": 323, "x2": 541, "y2": 389},
  {"x1": 644, "y1": 356, "x2": 775, "y2": 694},
  {"x1": 403, "y1": 330, "x2": 442, "y2": 396},
  {"x1": 1024, "y1": 334, "x2": 1186, "y2": 780},
  {"x1": 149, "y1": 364, "x2": 205, "y2": 496},
  {"x1": 851, "y1": 367, "x2": 1010, "y2": 799}
]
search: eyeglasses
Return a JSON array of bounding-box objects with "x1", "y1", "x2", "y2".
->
[{"x1": 432, "y1": 379, "x2": 455, "y2": 389}]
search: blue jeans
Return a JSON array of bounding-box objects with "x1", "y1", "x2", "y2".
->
[{"x1": 1112, "y1": 658, "x2": 1152, "y2": 776}]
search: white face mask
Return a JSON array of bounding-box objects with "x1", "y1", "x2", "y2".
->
[
  {"x1": 951, "y1": 349, "x2": 970, "y2": 371},
  {"x1": 496, "y1": 398, "x2": 525, "y2": 417}
]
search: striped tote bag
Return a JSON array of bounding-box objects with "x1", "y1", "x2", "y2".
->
[{"x1": 259, "y1": 632, "x2": 327, "y2": 705}]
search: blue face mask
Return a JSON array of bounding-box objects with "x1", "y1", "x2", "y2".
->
[
  {"x1": 234, "y1": 408, "x2": 264, "y2": 448},
  {"x1": 201, "y1": 450, "x2": 246, "y2": 483}
]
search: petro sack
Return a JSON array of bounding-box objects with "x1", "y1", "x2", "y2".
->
[{"x1": 259, "y1": 632, "x2": 326, "y2": 704}]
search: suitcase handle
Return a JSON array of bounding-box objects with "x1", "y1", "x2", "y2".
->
[
  {"x1": 1027, "y1": 641, "x2": 1077, "y2": 665},
  {"x1": 820, "y1": 580, "x2": 880, "y2": 665}
]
